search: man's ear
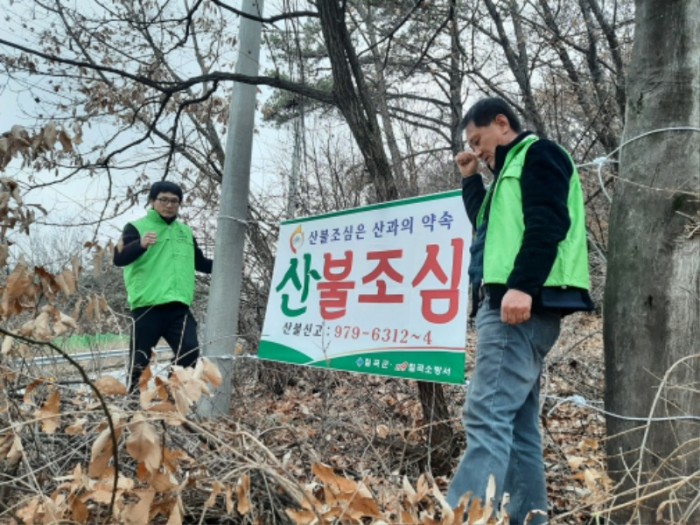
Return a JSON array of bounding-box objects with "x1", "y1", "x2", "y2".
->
[{"x1": 494, "y1": 113, "x2": 511, "y2": 133}]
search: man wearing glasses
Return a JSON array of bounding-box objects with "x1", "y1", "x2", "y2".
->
[
  {"x1": 447, "y1": 98, "x2": 593, "y2": 523},
  {"x1": 114, "y1": 181, "x2": 213, "y2": 392}
]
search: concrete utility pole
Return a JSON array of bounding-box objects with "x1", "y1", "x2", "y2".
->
[{"x1": 199, "y1": 0, "x2": 264, "y2": 418}]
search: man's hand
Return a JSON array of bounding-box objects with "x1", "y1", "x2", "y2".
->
[
  {"x1": 501, "y1": 289, "x2": 532, "y2": 325},
  {"x1": 141, "y1": 232, "x2": 157, "y2": 249},
  {"x1": 454, "y1": 151, "x2": 480, "y2": 178}
]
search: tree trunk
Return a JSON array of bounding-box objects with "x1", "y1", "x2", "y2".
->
[
  {"x1": 417, "y1": 381, "x2": 456, "y2": 476},
  {"x1": 316, "y1": 0, "x2": 456, "y2": 472},
  {"x1": 316, "y1": 0, "x2": 397, "y2": 202},
  {"x1": 358, "y1": 3, "x2": 408, "y2": 194},
  {"x1": 448, "y1": 0, "x2": 464, "y2": 164},
  {"x1": 603, "y1": 1, "x2": 700, "y2": 523},
  {"x1": 481, "y1": 0, "x2": 547, "y2": 136}
]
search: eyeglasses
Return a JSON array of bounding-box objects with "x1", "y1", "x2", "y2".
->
[{"x1": 156, "y1": 197, "x2": 181, "y2": 206}]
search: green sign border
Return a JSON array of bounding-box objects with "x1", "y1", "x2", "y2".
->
[
  {"x1": 282, "y1": 189, "x2": 462, "y2": 225},
  {"x1": 258, "y1": 340, "x2": 465, "y2": 385}
]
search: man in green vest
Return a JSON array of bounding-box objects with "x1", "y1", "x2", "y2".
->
[
  {"x1": 114, "y1": 181, "x2": 213, "y2": 392},
  {"x1": 446, "y1": 98, "x2": 594, "y2": 524}
]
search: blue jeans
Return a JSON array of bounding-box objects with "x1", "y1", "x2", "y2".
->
[{"x1": 447, "y1": 299, "x2": 561, "y2": 524}]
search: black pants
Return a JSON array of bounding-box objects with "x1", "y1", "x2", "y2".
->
[{"x1": 128, "y1": 303, "x2": 199, "y2": 391}]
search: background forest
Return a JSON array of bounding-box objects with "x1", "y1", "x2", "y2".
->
[{"x1": 1, "y1": 1, "x2": 698, "y2": 524}]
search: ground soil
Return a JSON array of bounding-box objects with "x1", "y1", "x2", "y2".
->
[{"x1": 227, "y1": 312, "x2": 607, "y2": 524}]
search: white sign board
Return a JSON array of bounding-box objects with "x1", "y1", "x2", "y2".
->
[{"x1": 260, "y1": 190, "x2": 471, "y2": 384}]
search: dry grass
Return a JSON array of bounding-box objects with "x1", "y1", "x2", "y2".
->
[{"x1": 1, "y1": 313, "x2": 698, "y2": 524}]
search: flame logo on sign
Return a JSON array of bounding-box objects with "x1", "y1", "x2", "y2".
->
[{"x1": 289, "y1": 225, "x2": 304, "y2": 254}]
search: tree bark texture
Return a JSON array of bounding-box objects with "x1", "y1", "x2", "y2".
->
[
  {"x1": 317, "y1": 1, "x2": 457, "y2": 470},
  {"x1": 316, "y1": 0, "x2": 398, "y2": 202},
  {"x1": 481, "y1": 0, "x2": 547, "y2": 136},
  {"x1": 417, "y1": 380, "x2": 456, "y2": 476},
  {"x1": 603, "y1": 1, "x2": 700, "y2": 523}
]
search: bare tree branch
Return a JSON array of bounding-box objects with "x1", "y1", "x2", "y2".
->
[
  {"x1": 0, "y1": 37, "x2": 334, "y2": 104},
  {"x1": 209, "y1": 0, "x2": 318, "y2": 24}
]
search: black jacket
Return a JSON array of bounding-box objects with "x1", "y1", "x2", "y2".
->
[{"x1": 463, "y1": 132, "x2": 594, "y2": 315}]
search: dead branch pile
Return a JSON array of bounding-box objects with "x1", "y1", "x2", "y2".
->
[{"x1": 1, "y1": 352, "x2": 519, "y2": 525}]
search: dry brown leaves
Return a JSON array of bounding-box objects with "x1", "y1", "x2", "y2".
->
[
  {"x1": 0, "y1": 123, "x2": 75, "y2": 172},
  {"x1": 284, "y1": 464, "x2": 512, "y2": 525},
  {"x1": 84, "y1": 240, "x2": 115, "y2": 278},
  {"x1": 0, "y1": 262, "x2": 35, "y2": 318},
  {"x1": 0, "y1": 259, "x2": 81, "y2": 334},
  {"x1": 0, "y1": 352, "x2": 524, "y2": 525},
  {"x1": 0, "y1": 124, "x2": 74, "y2": 258},
  {"x1": 1, "y1": 334, "x2": 615, "y2": 525},
  {"x1": 34, "y1": 389, "x2": 62, "y2": 434},
  {"x1": 8, "y1": 358, "x2": 228, "y2": 525}
]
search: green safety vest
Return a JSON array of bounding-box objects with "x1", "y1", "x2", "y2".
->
[
  {"x1": 476, "y1": 135, "x2": 590, "y2": 290},
  {"x1": 123, "y1": 209, "x2": 196, "y2": 309}
]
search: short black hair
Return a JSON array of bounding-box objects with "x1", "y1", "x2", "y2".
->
[
  {"x1": 461, "y1": 97, "x2": 523, "y2": 133},
  {"x1": 148, "y1": 181, "x2": 183, "y2": 203}
]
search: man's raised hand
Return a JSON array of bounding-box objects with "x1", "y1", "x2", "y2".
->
[
  {"x1": 141, "y1": 232, "x2": 157, "y2": 249},
  {"x1": 454, "y1": 151, "x2": 480, "y2": 178}
]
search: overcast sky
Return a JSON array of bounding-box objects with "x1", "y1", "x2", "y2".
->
[{"x1": 0, "y1": 1, "x2": 289, "y2": 258}]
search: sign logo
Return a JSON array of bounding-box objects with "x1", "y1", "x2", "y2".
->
[{"x1": 289, "y1": 225, "x2": 304, "y2": 254}]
